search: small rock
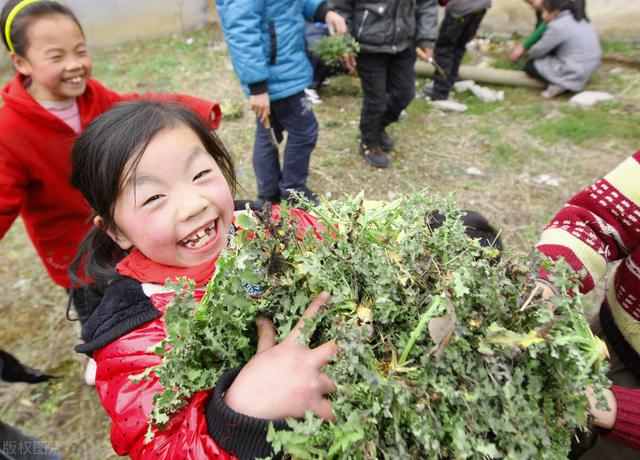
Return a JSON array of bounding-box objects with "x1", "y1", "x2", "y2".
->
[
  {"x1": 431, "y1": 100, "x2": 468, "y2": 113},
  {"x1": 454, "y1": 80, "x2": 476, "y2": 92},
  {"x1": 533, "y1": 174, "x2": 561, "y2": 187},
  {"x1": 399, "y1": 110, "x2": 408, "y2": 119},
  {"x1": 569, "y1": 91, "x2": 614, "y2": 107},
  {"x1": 610, "y1": 67, "x2": 624, "y2": 75},
  {"x1": 470, "y1": 85, "x2": 504, "y2": 103},
  {"x1": 186, "y1": 37, "x2": 194, "y2": 45},
  {"x1": 465, "y1": 166, "x2": 484, "y2": 177}
]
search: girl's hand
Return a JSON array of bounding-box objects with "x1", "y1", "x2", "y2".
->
[
  {"x1": 508, "y1": 44, "x2": 526, "y2": 62},
  {"x1": 224, "y1": 292, "x2": 338, "y2": 421},
  {"x1": 250, "y1": 93, "x2": 271, "y2": 125}
]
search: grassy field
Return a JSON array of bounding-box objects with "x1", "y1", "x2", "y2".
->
[{"x1": 0, "y1": 23, "x2": 639, "y2": 458}]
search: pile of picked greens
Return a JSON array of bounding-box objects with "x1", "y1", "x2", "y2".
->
[
  {"x1": 141, "y1": 191, "x2": 610, "y2": 459},
  {"x1": 312, "y1": 34, "x2": 360, "y2": 66}
]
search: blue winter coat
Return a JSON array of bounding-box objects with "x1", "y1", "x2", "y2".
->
[{"x1": 216, "y1": 0, "x2": 325, "y2": 101}]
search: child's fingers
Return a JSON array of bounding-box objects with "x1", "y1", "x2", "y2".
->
[
  {"x1": 318, "y1": 372, "x2": 337, "y2": 395},
  {"x1": 287, "y1": 292, "x2": 331, "y2": 342},
  {"x1": 312, "y1": 398, "x2": 335, "y2": 422},
  {"x1": 312, "y1": 339, "x2": 338, "y2": 366},
  {"x1": 255, "y1": 318, "x2": 277, "y2": 354}
]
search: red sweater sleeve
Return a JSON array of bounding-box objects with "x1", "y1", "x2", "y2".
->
[
  {"x1": 601, "y1": 385, "x2": 640, "y2": 451},
  {"x1": 536, "y1": 151, "x2": 640, "y2": 293},
  {"x1": 93, "y1": 312, "x2": 233, "y2": 460},
  {"x1": 85, "y1": 79, "x2": 222, "y2": 130},
  {"x1": 0, "y1": 143, "x2": 26, "y2": 239}
]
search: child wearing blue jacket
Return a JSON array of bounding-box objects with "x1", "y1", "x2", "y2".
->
[{"x1": 216, "y1": 0, "x2": 346, "y2": 204}]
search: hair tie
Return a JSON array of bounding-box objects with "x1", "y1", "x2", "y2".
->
[{"x1": 4, "y1": 0, "x2": 59, "y2": 53}]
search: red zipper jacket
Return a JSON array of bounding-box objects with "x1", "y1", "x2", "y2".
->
[
  {"x1": 76, "y1": 208, "x2": 321, "y2": 459},
  {"x1": 0, "y1": 73, "x2": 221, "y2": 288}
]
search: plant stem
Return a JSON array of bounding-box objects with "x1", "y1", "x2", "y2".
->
[{"x1": 399, "y1": 295, "x2": 443, "y2": 365}]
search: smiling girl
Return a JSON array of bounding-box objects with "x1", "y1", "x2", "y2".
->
[
  {"x1": 70, "y1": 100, "x2": 337, "y2": 459},
  {"x1": 0, "y1": 0, "x2": 221, "y2": 325}
]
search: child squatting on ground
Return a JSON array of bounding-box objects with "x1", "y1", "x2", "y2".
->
[
  {"x1": 535, "y1": 151, "x2": 640, "y2": 457},
  {"x1": 522, "y1": 0, "x2": 601, "y2": 99},
  {"x1": 0, "y1": 0, "x2": 221, "y2": 344},
  {"x1": 69, "y1": 100, "x2": 338, "y2": 459},
  {"x1": 215, "y1": 0, "x2": 346, "y2": 205}
]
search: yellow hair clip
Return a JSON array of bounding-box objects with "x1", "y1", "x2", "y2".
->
[{"x1": 4, "y1": 0, "x2": 60, "y2": 53}]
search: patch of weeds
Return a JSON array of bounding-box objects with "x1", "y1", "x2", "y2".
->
[
  {"x1": 477, "y1": 126, "x2": 520, "y2": 166},
  {"x1": 409, "y1": 96, "x2": 434, "y2": 115},
  {"x1": 478, "y1": 126, "x2": 500, "y2": 143},
  {"x1": 324, "y1": 119, "x2": 341, "y2": 128},
  {"x1": 320, "y1": 158, "x2": 337, "y2": 167},
  {"x1": 490, "y1": 58, "x2": 522, "y2": 71},
  {"x1": 492, "y1": 141, "x2": 519, "y2": 164},
  {"x1": 507, "y1": 101, "x2": 546, "y2": 121},
  {"x1": 527, "y1": 102, "x2": 640, "y2": 145},
  {"x1": 321, "y1": 75, "x2": 361, "y2": 97},
  {"x1": 602, "y1": 41, "x2": 637, "y2": 56},
  {"x1": 521, "y1": 227, "x2": 539, "y2": 245},
  {"x1": 220, "y1": 98, "x2": 245, "y2": 120}
]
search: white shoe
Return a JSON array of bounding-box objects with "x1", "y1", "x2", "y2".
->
[
  {"x1": 84, "y1": 357, "x2": 97, "y2": 386},
  {"x1": 541, "y1": 84, "x2": 566, "y2": 99},
  {"x1": 304, "y1": 88, "x2": 322, "y2": 104}
]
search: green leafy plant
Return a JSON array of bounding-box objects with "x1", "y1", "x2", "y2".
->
[
  {"x1": 140, "y1": 191, "x2": 610, "y2": 458},
  {"x1": 313, "y1": 35, "x2": 360, "y2": 66}
]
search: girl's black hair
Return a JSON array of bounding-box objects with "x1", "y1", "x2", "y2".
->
[
  {"x1": 1, "y1": 0, "x2": 84, "y2": 54},
  {"x1": 68, "y1": 100, "x2": 237, "y2": 311},
  {"x1": 542, "y1": 0, "x2": 589, "y2": 22}
]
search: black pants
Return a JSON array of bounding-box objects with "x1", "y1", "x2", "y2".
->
[
  {"x1": 356, "y1": 46, "x2": 416, "y2": 146},
  {"x1": 524, "y1": 59, "x2": 548, "y2": 83},
  {"x1": 253, "y1": 92, "x2": 318, "y2": 200},
  {"x1": 432, "y1": 9, "x2": 487, "y2": 98}
]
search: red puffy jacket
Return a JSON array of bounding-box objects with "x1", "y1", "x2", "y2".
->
[{"x1": 79, "y1": 208, "x2": 323, "y2": 459}]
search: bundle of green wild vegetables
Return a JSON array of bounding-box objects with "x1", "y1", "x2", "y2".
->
[
  {"x1": 142, "y1": 191, "x2": 610, "y2": 459},
  {"x1": 312, "y1": 34, "x2": 360, "y2": 65}
]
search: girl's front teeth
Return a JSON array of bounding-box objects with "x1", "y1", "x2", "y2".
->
[
  {"x1": 67, "y1": 77, "x2": 82, "y2": 84},
  {"x1": 182, "y1": 223, "x2": 217, "y2": 248}
]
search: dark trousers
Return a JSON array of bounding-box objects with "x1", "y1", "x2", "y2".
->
[
  {"x1": 253, "y1": 91, "x2": 318, "y2": 199},
  {"x1": 356, "y1": 46, "x2": 416, "y2": 146},
  {"x1": 432, "y1": 9, "x2": 487, "y2": 98},
  {"x1": 524, "y1": 59, "x2": 548, "y2": 83}
]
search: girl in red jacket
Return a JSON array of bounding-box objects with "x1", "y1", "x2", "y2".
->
[
  {"x1": 0, "y1": 1, "x2": 221, "y2": 313},
  {"x1": 69, "y1": 100, "x2": 337, "y2": 459}
]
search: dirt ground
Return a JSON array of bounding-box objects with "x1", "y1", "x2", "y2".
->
[{"x1": 0, "y1": 23, "x2": 639, "y2": 458}]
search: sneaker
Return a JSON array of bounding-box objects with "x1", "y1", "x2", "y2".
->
[
  {"x1": 422, "y1": 86, "x2": 448, "y2": 101},
  {"x1": 358, "y1": 142, "x2": 390, "y2": 169},
  {"x1": 304, "y1": 88, "x2": 322, "y2": 105},
  {"x1": 541, "y1": 84, "x2": 566, "y2": 99},
  {"x1": 380, "y1": 130, "x2": 395, "y2": 152}
]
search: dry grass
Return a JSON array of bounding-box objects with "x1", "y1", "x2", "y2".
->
[{"x1": 0, "y1": 23, "x2": 638, "y2": 458}]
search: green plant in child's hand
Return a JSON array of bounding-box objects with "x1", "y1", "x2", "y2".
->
[
  {"x1": 313, "y1": 35, "x2": 360, "y2": 66},
  {"x1": 145, "y1": 191, "x2": 610, "y2": 459}
]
